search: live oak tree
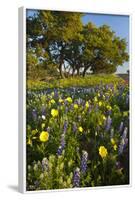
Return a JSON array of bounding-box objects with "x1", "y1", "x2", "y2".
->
[{"x1": 26, "y1": 11, "x2": 129, "y2": 79}]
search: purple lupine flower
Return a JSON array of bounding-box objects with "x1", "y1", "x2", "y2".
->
[
  {"x1": 78, "y1": 98, "x2": 82, "y2": 105},
  {"x1": 63, "y1": 121, "x2": 68, "y2": 134},
  {"x1": 57, "y1": 134, "x2": 66, "y2": 156},
  {"x1": 106, "y1": 95, "x2": 110, "y2": 102},
  {"x1": 118, "y1": 141, "x2": 125, "y2": 155},
  {"x1": 73, "y1": 167, "x2": 80, "y2": 187},
  {"x1": 42, "y1": 158, "x2": 49, "y2": 171},
  {"x1": 74, "y1": 99, "x2": 78, "y2": 104},
  {"x1": 122, "y1": 127, "x2": 128, "y2": 140},
  {"x1": 46, "y1": 127, "x2": 50, "y2": 132},
  {"x1": 119, "y1": 122, "x2": 124, "y2": 133},
  {"x1": 64, "y1": 100, "x2": 68, "y2": 106},
  {"x1": 106, "y1": 116, "x2": 112, "y2": 131},
  {"x1": 81, "y1": 151, "x2": 88, "y2": 174},
  {"x1": 65, "y1": 106, "x2": 68, "y2": 113},
  {"x1": 32, "y1": 109, "x2": 37, "y2": 121},
  {"x1": 70, "y1": 104, "x2": 74, "y2": 110},
  {"x1": 124, "y1": 138, "x2": 128, "y2": 148},
  {"x1": 60, "y1": 134, "x2": 66, "y2": 148},
  {"x1": 57, "y1": 146, "x2": 63, "y2": 156},
  {"x1": 54, "y1": 89, "x2": 58, "y2": 98},
  {"x1": 82, "y1": 100, "x2": 86, "y2": 107},
  {"x1": 118, "y1": 127, "x2": 128, "y2": 155},
  {"x1": 107, "y1": 109, "x2": 112, "y2": 115},
  {"x1": 73, "y1": 122, "x2": 77, "y2": 133},
  {"x1": 106, "y1": 85, "x2": 109, "y2": 90}
]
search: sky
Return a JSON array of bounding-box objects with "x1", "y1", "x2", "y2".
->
[
  {"x1": 82, "y1": 13, "x2": 129, "y2": 74},
  {"x1": 27, "y1": 9, "x2": 129, "y2": 74}
]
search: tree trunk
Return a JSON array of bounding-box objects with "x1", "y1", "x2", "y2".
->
[
  {"x1": 83, "y1": 68, "x2": 88, "y2": 77},
  {"x1": 72, "y1": 68, "x2": 75, "y2": 77},
  {"x1": 59, "y1": 59, "x2": 65, "y2": 79},
  {"x1": 77, "y1": 68, "x2": 80, "y2": 76}
]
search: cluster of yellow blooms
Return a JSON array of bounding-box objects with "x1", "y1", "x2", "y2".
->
[
  {"x1": 59, "y1": 98, "x2": 64, "y2": 103},
  {"x1": 66, "y1": 97, "x2": 73, "y2": 103},
  {"x1": 74, "y1": 104, "x2": 78, "y2": 109},
  {"x1": 85, "y1": 101, "x2": 89, "y2": 108},
  {"x1": 51, "y1": 109, "x2": 59, "y2": 117},
  {"x1": 111, "y1": 138, "x2": 117, "y2": 151},
  {"x1": 78, "y1": 126, "x2": 83, "y2": 133},
  {"x1": 50, "y1": 99, "x2": 55, "y2": 104},
  {"x1": 39, "y1": 131, "x2": 49, "y2": 142},
  {"x1": 99, "y1": 146, "x2": 108, "y2": 159},
  {"x1": 106, "y1": 105, "x2": 112, "y2": 110}
]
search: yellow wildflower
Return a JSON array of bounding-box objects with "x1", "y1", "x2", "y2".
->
[
  {"x1": 95, "y1": 131, "x2": 98, "y2": 136},
  {"x1": 66, "y1": 97, "x2": 73, "y2": 103},
  {"x1": 109, "y1": 88, "x2": 112, "y2": 92},
  {"x1": 27, "y1": 138, "x2": 32, "y2": 145},
  {"x1": 105, "y1": 92, "x2": 110, "y2": 96},
  {"x1": 107, "y1": 105, "x2": 112, "y2": 110},
  {"x1": 67, "y1": 177, "x2": 71, "y2": 185},
  {"x1": 51, "y1": 109, "x2": 59, "y2": 117},
  {"x1": 74, "y1": 104, "x2": 78, "y2": 109},
  {"x1": 41, "y1": 123, "x2": 45, "y2": 129},
  {"x1": 98, "y1": 101, "x2": 102, "y2": 107},
  {"x1": 113, "y1": 144, "x2": 117, "y2": 151},
  {"x1": 102, "y1": 115, "x2": 106, "y2": 121},
  {"x1": 59, "y1": 98, "x2": 64, "y2": 103},
  {"x1": 99, "y1": 120, "x2": 102, "y2": 126},
  {"x1": 39, "y1": 131, "x2": 49, "y2": 142},
  {"x1": 78, "y1": 126, "x2": 83, "y2": 133},
  {"x1": 51, "y1": 92, "x2": 54, "y2": 96},
  {"x1": 99, "y1": 146, "x2": 108, "y2": 158},
  {"x1": 111, "y1": 138, "x2": 115, "y2": 145},
  {"x1": 85, "y1": 101, "x2": 89, "y2": 108},
  {"x1": 94, "y1": 97, "x2": 98, "y2": 102},
  {"x1": 32, "y1": 129, "x2": 38, "y2": 135},
  {"x1": 50, "y1": 99, "x2": 55, "y2": 104}
]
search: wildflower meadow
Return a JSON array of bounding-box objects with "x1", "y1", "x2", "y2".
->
[{"x1": 26, "y1": 77, "x2": 129, "y2": 190}]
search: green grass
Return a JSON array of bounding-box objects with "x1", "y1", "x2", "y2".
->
[{"x1": 27, "y1": 74, "x2": 125, "y2": 91}]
